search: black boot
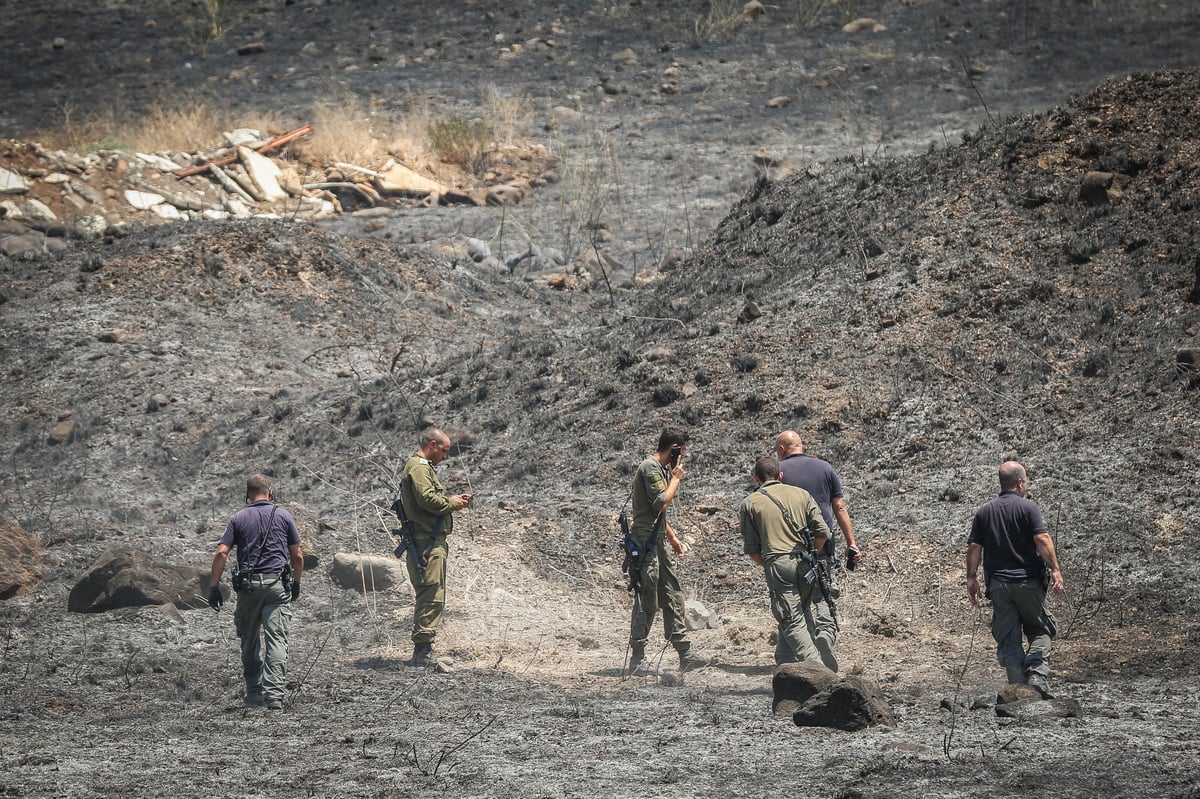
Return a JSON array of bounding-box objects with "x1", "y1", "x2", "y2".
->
[
  {"x1": 409, "y1": 642, "x2": 434, "y2": 666},
  {"x1": 628, "y1": 644, "x2": 646, "y2": 673},
  {"x1": 676, "y1": 643, "x2": 713, "y2": 672}
]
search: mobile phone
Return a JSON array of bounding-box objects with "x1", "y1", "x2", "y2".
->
[{"x1": 669, "y1": 445, "x2": 682, "y2": 467}]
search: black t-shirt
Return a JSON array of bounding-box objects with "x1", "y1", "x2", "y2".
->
[{"x1": 968, "y1": 490, "x2": 1047, "y2": 582}]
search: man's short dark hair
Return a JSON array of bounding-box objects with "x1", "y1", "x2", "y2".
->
[
  {"x1": 753, "y1": 456, "x2": 781, "y2": 483},
  {"x1": 657, "y1": 428, "x2": 689, "y2": 453},
  {"x1": 420, "y1": 428, "x2": 447, "y2": 448},
  {"x1": 246, "y1": 473, "x2": 272, "y2": 498}
]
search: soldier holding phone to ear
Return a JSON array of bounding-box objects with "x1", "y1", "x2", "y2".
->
[{"x1": 626, "y1": 428, "x2": 712, "y2": 674}]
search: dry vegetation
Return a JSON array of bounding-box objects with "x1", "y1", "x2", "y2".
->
[{"x1": 29, "y1": 88, "x2": 537, "y2": 183}]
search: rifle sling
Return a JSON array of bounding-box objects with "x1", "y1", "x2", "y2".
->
[
  {"x1": 393, "y1": 488, "x2": 445, "y2": 565},
  {"x1": 756, "y1": 487, "x2": 835, "y2": 600}
]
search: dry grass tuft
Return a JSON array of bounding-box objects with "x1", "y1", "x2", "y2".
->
[
  {"x1": 427, "y1": 116, "x2": 495, "y2": 176},
  {"x1": 481, "y1": 85, "x2": 533, "y2": 146},
  {"x1": 295, "y1": 95, "x2": 389, "y2": 168}
]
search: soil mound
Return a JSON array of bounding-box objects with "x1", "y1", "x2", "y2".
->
[{"x1": 2, "y1": 13, "x2": 1200, "y2": 797}]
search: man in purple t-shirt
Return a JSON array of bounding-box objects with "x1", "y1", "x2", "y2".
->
[
  {"x1": 207, "y1": 473, "x2": 304, "y2": 709},
  {"x1": 966, "y1": 461, "x2": 1065, "y2": 698}
]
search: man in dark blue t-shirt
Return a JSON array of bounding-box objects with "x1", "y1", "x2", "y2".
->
[
  {"x1": 966, "y1": 461, "x2": 1065, "y2": 698},
  {"x1": 775, "y1": 430, "x2": 860, "y2": 672}
]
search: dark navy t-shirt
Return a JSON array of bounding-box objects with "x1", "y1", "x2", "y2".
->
[
  {"x1": 219, "y1": 500, "x2": 301, "y2": 573},
  {"x1": 779, "y1": 453, "x2": 843, "y2": 531},
  {"x1": 968, "y1": 490, "x2": 1048, "y2": 582}
]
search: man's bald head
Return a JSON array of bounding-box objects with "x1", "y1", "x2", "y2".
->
[
  {"x1": 774, "y1": 430, "x2": 804, "y2": 456},
  {"x1": 998, "y1": 461, "x2": 1027, "y2": 492}
]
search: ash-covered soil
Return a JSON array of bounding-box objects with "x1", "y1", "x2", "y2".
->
[{"x1": 2, "y1": 2, "x2": 1200, "y2": 798}]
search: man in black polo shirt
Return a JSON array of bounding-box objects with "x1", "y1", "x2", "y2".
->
[
  {"x1": 207, "y1": 474, "x2": 304, "y2": 709},
  {"x1": 966, "y1": 461, "x2": 1065, "y2": 698}
]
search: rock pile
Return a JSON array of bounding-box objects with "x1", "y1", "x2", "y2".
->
[{"x1": 0, "y1": 128, "x2": 550, "y2": 258}]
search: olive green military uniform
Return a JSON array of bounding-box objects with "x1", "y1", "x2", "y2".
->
[
  {"x1": 739, "y1": 480, "x2": 832, "y2": 665},
  {"x1": 628, "y1": 457, "x2": 689, "y2": 650},
  {"x1": 400, "y1": 453, "x2": 456, "y2": 645}
]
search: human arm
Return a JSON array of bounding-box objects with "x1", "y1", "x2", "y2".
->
[
  {"x1": 965, "y1": 542, "x2": 983, "y2": 606},
  {"x1": 656, "y1": 459, "x2": 685, "y2": 513},
  {"x1": 806, "y1": 496, "x2": 830, "y2": 554},
  {"x1": 665, "y1": 522, "x2": 687, "y2": 556},
  {"x1": 1033, "y1": 533, "x2": 1065, "y2": 596},
  {"x1": 288, "y1": 542, "x2": 304, "y2": 600},
  {"x1": 410, "y1": 463, "x2": 457, "y2": 515},
  {"x1": 207, "y1": 543, "x2": 231, "y2": 609},
  {"x1": 832, "y1": 496, "x2": 860, "y2": 565},
  {"x1": 739, "y1": 502, "x2": 763, "y2": 565},
  {"x1": 209, "y1": 543, "x2": 231, "y2": 589}
]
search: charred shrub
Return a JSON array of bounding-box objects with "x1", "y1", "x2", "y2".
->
[{"x1": 730, "y1": 354, "x2": 759, "y2": 373}]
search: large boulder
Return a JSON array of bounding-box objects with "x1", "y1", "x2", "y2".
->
[
  {"x1": 68, "y1": 545, "x2": 212, "y2": 612},
  {"x1": 329, "y1": 552, "x2": 407, "y2": 592},
  {"x1": 791, "y1": 674, "x2": 897, "y2": 731},
  {"x1": 0, "y1": 515, "x2": 49, "y2": 599},
  {"x1": 772, "y1": 660, "x2": 840, "y2": 717}
]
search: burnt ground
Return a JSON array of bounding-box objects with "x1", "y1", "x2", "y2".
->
[{"x1": 2, "y1": 1, "x2": 1200, "y2": 798}]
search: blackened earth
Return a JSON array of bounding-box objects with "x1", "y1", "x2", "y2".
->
[{"x1": 1, "y1": 2, "x2": 1199, "y2": 798}]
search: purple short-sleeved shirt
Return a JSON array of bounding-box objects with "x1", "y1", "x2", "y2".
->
[{"x1": 219, "y1": 500, "x2": 301, "y2": 573}]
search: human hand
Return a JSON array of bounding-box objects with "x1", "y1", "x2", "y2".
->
[
  {"x1": 453, "y1": 494, "x2": 472, "y2": 510},
  {"x1": 1048, "y1": 569, "x2": 1065, "y2": 596},
  {"x1": 845, "y1": 544, "x2": 861, "y2": 571},
  {"x1": 207, "y1": 586, "x2": 223, "y2": 610},
  {"x1": 668, "y1": 534, "x2": 687, "y2": 556},
  {"x1": 290, "y1": 581, "x2": 301, "y2": 602},
  {"x1": 965, "y1": 577, "x2": 981, "y2": 607}
]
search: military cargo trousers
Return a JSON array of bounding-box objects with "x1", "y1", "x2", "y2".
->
[
  {"x1": 406, "y1": 535, "x2": 449, "y2": 644},
  {"x1": 628, "y1": 537, "x2": 689, "y2": 650},
  {"x1": 764, "y1": 553, "x2": 820, "y2": 665},
  {"x1": 234, "y1": 575, "x2": 293, "y2": 703}
]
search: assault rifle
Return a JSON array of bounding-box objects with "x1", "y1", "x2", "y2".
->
[
  {"x1": 619, "y1": 511, "x2": 664, "y2": 592},
  {"x1": 758, "y1": 488, "x2": 839, "y2": 629},
  {"x1": 391, "y1": 498, "x2": 437, "y2": 582}
]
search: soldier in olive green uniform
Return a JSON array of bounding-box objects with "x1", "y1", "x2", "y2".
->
[
  {"x1": 739, "y1": 455, "x2": 832, "y2": 666},
  {"x1": 627, "y1": 428, "x2": 712, "y2": 673},
  {"x1": 399, "y1": 428, "x2": 471, "y2": 666}
]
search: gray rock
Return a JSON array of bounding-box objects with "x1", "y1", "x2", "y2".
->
[
  {"x1": 466, "y1": 237, "x2": 491, "y2": 262},
  {"x1": 76, "y1": 214, "x2": 108, "y2": 238},
  {"x1": 329, "y1": 552, "x2": 407, "y2": 592},
  {"x1": 772, "y1": 660, "x2": 840, "y2": 717},
  {"x1": 47, "y1": 418, "x2": 76, "y2": 444},
  {"x1": 996, "y1": 697, "x2": 1084, "y2": 721},
  {"x1": 792, "y1": 675, "x2": 898, "y2": 731},
  {"x1": 486, "y1": 183, "x2": 525, "y2": 206},
  {"x1": 0, "y1": 166, "x2": 28, "y2": 194},
  {"x1": 1, "y1": 232, "x2": 54, "y2": 257},
  {"x1": 20, "y1": 198, "x2": 57, "y2": 222},
  {"x1": 684, "y1": 598, "x2": 718, "y2": 630}
]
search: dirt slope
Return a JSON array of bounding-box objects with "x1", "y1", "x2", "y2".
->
[{"x1": 2, "y1": 2, "x2": 1200, "y2": 798}]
